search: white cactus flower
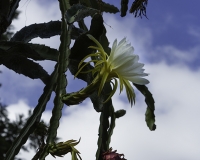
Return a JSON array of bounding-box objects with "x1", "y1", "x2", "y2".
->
[{"x1": 76, "y1": 34, "x2": 149, "y2": 106}]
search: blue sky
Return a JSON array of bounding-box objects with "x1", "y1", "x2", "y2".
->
[{"x1": 1, "y1": 0, "x2": 200, "y2": 160}]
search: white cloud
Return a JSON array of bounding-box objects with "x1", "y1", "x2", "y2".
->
[
  {"x1": 153, "y1": 45, "x2": 200, "y2": 64},
  {"x1": 15, "y1": 0, "x2": 60, "y2": 28},
  {"x1": 7, "y1": 100, "x2": 32, "y2": 120}
]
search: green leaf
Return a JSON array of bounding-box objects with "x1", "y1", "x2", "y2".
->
[
  {"x1": 99, "y1": 26, "x2": 111, "y2": 55},
  {"x1": 96, "y1": 83, "x2": 117, "y2": 159},
  {"x1": 0, "y1": 0, "x2": 10, "y2": 34},
  {"x1": 133, "y1": 84, "x2": 156, "y2": 131},
  {"x1": 0, "y1": 41, "x2": 58, "y2": 61},
  {"x1": 70, "y1": 13, "x2": 104, "y2": 61},
  {"x1": 29, "y1": 43, "x2": 58, "y2": 61},
  {"x1": 65, "y1": 4, "x2": 98, "y2": 24},
  {"x1": 45, "y1": 0, "x2": 71, "y2": 148},
  {"x1": 88, "y1": 0, "x2": 99, "y2": 9},
  {"x1": 80, "y1": 0, "x2": 119, "y2": 14},
  {"x1": 120, "y1": 0, "x2": 129, "y2": 17},
  {"x1": 0, "y1": 41, "x2": 44, "y2": 60},
  {"x1": 0, "y1": 0, "x2": 9, "y2": 18},
  {"x1": 48, "y1": 7, "x2": 69, "y2": 142},
  {"x1": 107, "y1": 105, "x2": 116, "y2": 148},
  {"x1": 101, "y1": 1, "x2": 119, "y2": 14},
  {"x1": 5, "y1": 69, "x2": 58, "y2": 160},
  {"x1": 11, "y1": 21, "x2": 85, "y2": 42},
  {"x1": 0, "y1": 49, "x2": 50, "y2": 83},
  {"x1": 39, "y1": 2, "x2": 72, "y2": 159},
  {"x1": 11, "y1": 21, "x2": 62, "y2": 42},
  {"x1": 96, "y1": 112, "x2": 104, "y2": 160},
  {"x1": 89, "y1": 14, "x2": 104, "y2": 39},
  {"x1": 96, "y1": 99, "x2": 113, "y2": 160},
  {"x1": 115, "y1": 109, "x2": 126, "y2": 118},
  {"x1": 79, "y1": 0, "x2": 91, "y2": 7}
]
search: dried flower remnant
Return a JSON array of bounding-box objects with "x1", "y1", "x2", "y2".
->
[
  {"x1": 102, "y1": 148, "x2": 127, "y2": 160},
  {"x1": 49, "y1": 139, "x2": 82, "y2": 160}
]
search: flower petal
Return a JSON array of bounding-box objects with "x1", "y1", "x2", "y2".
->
[
  {"x1": 125, "y1": 76, "x2": 149, "y2": 84},
  {"x1": 110, "y1": 39, "x2": 118, "y2": 57},
  {"x1": 111, "y1": 45, "x2": 133, "y2": 63},
  {"x1": 114, "y1": 61, "x2": 143, "y2": 76},
  {"x1": 123, "y1": 79, "x2": 135, "y2": 105},
  {"x1": 111, "y1": 53, "x2": 136, "y2": 70},
  {"x1": 109, "y1": 39, "x2": 130, "y2": 60}
]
